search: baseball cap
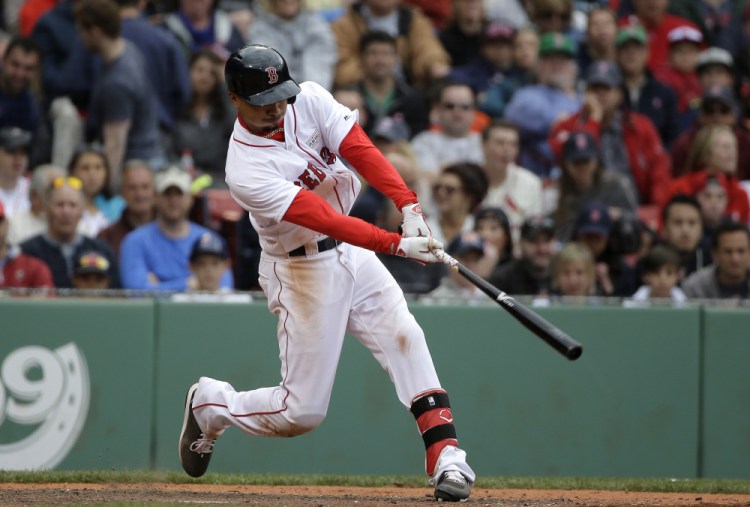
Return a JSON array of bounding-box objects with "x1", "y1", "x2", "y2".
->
[
  {"x1": 563, "y1": 131, "x2": 598, "y2": 162},
  {"x1": 371, "y1": 116, "x2": 411, "y2": 143},
  {"x1": 0, "y1": 127, "x2": 32, "y2": 151},
  {"x1": 574, "y1": 203, "x2": 612, "y2": 237},
  {"x1": 190, "y1": 232, "x2": 229, "y2": 261},
  {"x1": 696, "y1": 47, "x2": 734, "y2": 72},
  {"x1": 701, "y1": 85, "x2": 737, "y2": 111},
  {"x1": 155, "y1": 166, "x2": 192, "y2": 194},
  {"x1": 521, "y1": 216, "x2": 555, "y2": 241},
  {"x1": 538, "y1": 32, "x2": 575, "y2": 58},
  {"x1": 481, "y1": 21, "x2": 515, "y2": 44},
  {"x1": 615, "y1": 25, "x2": 647, "y2": 48},
  {"x1": 447, "y1": 231, "x2": 485, "y2": 257},
  {"x1": 73, "y1": 251, "x2": 110, "y2": 276},
  {"x1": 585, "y1": 60, "x2": 623, "y2": 87},
  {"x1": 667, "y1": 25, "x2": 703, "y2": 46}
]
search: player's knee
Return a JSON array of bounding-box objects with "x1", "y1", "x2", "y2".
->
[{"x1": 282, "y1": 408, "x2": 326, "y2": 436}]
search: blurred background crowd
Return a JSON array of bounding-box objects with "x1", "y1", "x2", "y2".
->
[{"x1": 0, "y1": 0, "x2": 749, "y2": 303}]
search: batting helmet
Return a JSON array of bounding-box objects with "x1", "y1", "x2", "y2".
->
[{"x1": 225, "y1": 45, "x2": 301, "y2": 106}]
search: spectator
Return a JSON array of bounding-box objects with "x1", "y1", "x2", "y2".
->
[
  {"x1": 615, "y1": 25, "x2": 680, "y2": 148},
  {"x1": 20, "y1": 176, "x2": 119, "y2": 288},
  {"x1": 696, "y1": 174, "x2": 729, "y2": 245},
  {"x1": 669, "y1": 0, "x2": 744, "y2": 48},
  {"x1": 410, "y1": 81, "x2": 484, "y2": 175},
  {"x1": 74, "y1": 0, "x2": 164, "y2": 190},
  {"x1": 504, "y1": 32, "x2": 581, "y2": 177},
  {"x1": 172, "y1": 49, "x2": 235, "y2": 179},
  {"x1": 427, "y1": 230, "x2": 490, "y2": 300},
  {"x1": 161, "y1": 0, "x2": 244, "y2": 59},
  {"x1": 484, "y1": 0, "x2": 529, "y2": 28},
  {"x1": 489, "y1": 215, "x2": 556, "y2": 296},
  {"x1": 628, "y1": 243, "x2": 687, "y2": 303},
  {"x1": 665, "y1": 125, "x2": 749, "y2": 223},
  {"x1": 438, "y1": 0, "x2": 485, "y2": 67},
  {"x1": 71, "y1": 249, "x2": 112, "y2": 290},
  {"x1": 115, "y1": 0, "x2": 192, "y2": 134},
  {"x1": 0, "y1": 127, "x2": 32, "y2": 219},
  {"x1": 572, "y1": 201, "x2": 638, "y2": 296},
  {"x1": 696, "y1": 47, "x2": 736, "y2": 94},
  {"x1": 355, "y1": 31, "x2": 429, "y2": 138},
  {"x1": 331, "y1": 0, "x2": 451, "y2": 90},
  {"x1": 576, "y1": 7, "x2": 617, "y2": 73},
  {"x1": 480, "y1": 120, "x2": 543, "y2": 246},
  {"x1": 7, "y1": 163, "x2": 66, "y2": 244},
  {"x1": 119, "y1": 166, "x2": 233, "y2": 291},
  {"x1": 549, "y1": 60, "x2": 671, "y2": 205},
  {"x1": 660, "y1": 194, "x2": 712, "y2": 277},
  {"x1": 474, "y1": 206, "x2": 513, "y2": 273},
  {"x1": 681, "y1": 219, "x2": 750, "y2": 300},
  {"x1": 0, "y1": 200, "x2": 54, "y2": 289},
  {"x1": 425, "y1": 162, "x2": 488, "y2": 245},
  {"x1": 552, "y1": 130, "x2": 638, "y2": 242},
  {"x1": 618, "y1": 0, "x2": 699, "y2": 71},
  {"x1": 528, "y1": 0, "x2": 575, "y2": 38},
  {"x1": 0, "y1": 37, "x2": 41, "y2": 134},
  {"x1": 653, "y1": 26, "x2": 703, "y2": 129},
  {"x1": 68, "y1": 144, "x2": 126, "y2": 237},
  {"x1": 97, "y1": 159, "x2": 155, "y2": 260},
  {"x1": 670, "y1": 85, "x2": 750, "y2": 180},
  {"x1": 449, "y1": 21, "x2": 520, "y2": 118},
  {"x1": 247, "y1": 0, "x2": 337, "y2": 91},
  {"x1": 550, "y1": 241, "x2": 597, "y2": 297},
  {"x1": 512, "y1": 27, "x2": 540, "y2": 84}
]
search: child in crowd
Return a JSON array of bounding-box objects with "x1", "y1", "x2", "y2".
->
[
  {"x1": 654, "y1": 26, "x2": 703, "y2": 130},
  {"x1": 68, "y1": 145, "x2": 125, "y2": 237},
  {"x1": 629, "y1": 244, "x2": 688, "y2": 303},
  {"x1": 427, "y1": 231, "x2": 488, "y2": 301},
  {"x1": 550, "y1": 241, "x2": 597, "y2": 298},
  {"x1": 71, "y1": 250, "x2": 112, "y2": 291},
  {"x1": 474, "y1": 206, "x2": 514, "y2": 277},
  {"x1": 696, "y1": 175, "x2": 729, "y2": 245}
]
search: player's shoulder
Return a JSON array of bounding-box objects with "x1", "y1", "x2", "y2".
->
[{"x1": 296, "y1": 81, "x2": 335, "y2": 104}]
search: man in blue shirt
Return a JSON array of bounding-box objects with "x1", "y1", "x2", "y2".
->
[{"x1": 119, "y1": 166, "x2": 233, "y2": 291}]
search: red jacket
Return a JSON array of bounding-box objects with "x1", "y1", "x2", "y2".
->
[
  {"x1": 663, "y1": 170, "x2": 750, "y2": 223},
  {"x1": 1, "y1": 248, "x2": 54, "y2": 289},
  {"x1": 549, "y1": 110, "x2": 672, "y2": 205}
]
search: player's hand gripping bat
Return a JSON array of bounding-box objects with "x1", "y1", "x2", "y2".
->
[{"x1": 432, "y1": 248, "x2": 583, "y2": 361}]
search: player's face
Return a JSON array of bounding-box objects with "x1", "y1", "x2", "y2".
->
[
  {"x1": 714, "y1": 231, "x2": 750, "y2": 282},
  {"x1": 663, "y1": 204, "x2": 702, "y2": 252},
  {"x1": 230, "y1": 92, "x2": 288, "y2": 133}
]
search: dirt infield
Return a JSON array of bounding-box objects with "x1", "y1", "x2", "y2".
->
[{"x1": 1, "y1": 483, "x2": 750, "y2": 506}]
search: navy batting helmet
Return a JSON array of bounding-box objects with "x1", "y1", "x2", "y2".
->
[{"x1": 225, "y1": 45, "x2": 301, "y2": 106}]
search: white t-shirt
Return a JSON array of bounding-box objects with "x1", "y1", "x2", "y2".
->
[
  {"x1": 482, "y1": 163, "x2": 544, "y2": 245},
  {"x1": 0, "y1": 177, "x2": 30, "y2": 218},
  {"x1": 225, "y1": 81, "x2": 361, "y2": 257},
  {"x1": 410, "y1": 131, "x2": 485, "y2": 175}
]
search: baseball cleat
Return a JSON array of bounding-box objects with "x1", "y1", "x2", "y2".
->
[
  {"x1": 178, "y1": 383, "x2": 215, "y2": 478},
  {"x1": 434, "y1": 470, "x2": 471, "y2": 502}
]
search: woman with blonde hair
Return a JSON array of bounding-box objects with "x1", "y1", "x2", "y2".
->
[{"x1": 664, "y1": 124, "x2": 749, "y2": 223}]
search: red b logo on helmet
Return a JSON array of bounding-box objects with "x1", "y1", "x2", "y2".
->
[{"x1": 265, "y1": 67, "x2": 278, "y2": 84}]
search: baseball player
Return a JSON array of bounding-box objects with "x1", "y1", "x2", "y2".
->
[{"x1": 178, "y1": 45, "x2": 475, "y2": 502}]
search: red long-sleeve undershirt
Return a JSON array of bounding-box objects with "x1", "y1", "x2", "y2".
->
[{"x1": 282, "y1": 123, "x2": 415, "y2": 254}]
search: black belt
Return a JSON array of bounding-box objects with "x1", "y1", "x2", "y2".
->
[{"x1": 288, "y1": 238, "x2": 340, "y2": 257}]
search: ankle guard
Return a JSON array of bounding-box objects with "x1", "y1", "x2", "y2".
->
[{"x1": 410, "y1": 390, "x2": 458, "y2": 477}]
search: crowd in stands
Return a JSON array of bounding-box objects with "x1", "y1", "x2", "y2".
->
[{"x1": 0, "y1": 0, "x2": 749, "y2": 303}]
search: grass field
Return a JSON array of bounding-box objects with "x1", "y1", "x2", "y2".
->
[{"x1": 2, "y1": 470, "x2": 750, "y2": 494}]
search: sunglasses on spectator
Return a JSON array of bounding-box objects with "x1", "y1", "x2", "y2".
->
[
  {"x1": 441, "y1": 102, "x2": 473, "y2": 111},
  {"x1": 702, "y1": 104, "x2": 732, "y2": 115},
  {"x1": 538, "y1": 10, "x2": 570, "y2": 21},
  {"x1": 52, "y1": 176, "x2": 83, "y2": 190},
  {"x1": 432, "y1": 183, "x2": 462, "y2": 195}
]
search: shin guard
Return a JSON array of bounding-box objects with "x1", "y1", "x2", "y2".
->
[{"x1": 410, "y1": 390, "x2": 458, "y2": 477}]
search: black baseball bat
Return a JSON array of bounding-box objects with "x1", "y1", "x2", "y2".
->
[{"x1": 435, "y1": 250, "x2": 583, "y2": 360}]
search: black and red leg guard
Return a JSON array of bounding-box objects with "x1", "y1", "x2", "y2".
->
[{"x1": 410, "y1": 390, "x2": 458, "y2": 477}]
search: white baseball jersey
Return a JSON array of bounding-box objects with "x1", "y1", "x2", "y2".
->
[{"x1": 225, "y1": 81, "x2": 361, "y2": 257}]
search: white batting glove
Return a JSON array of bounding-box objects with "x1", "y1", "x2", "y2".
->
[
  {"x1": 400, "y1": 203, "x2": 430, "y2": 238},
  {"x1": 395, "y1": 236, "x2": 444, "y2": 264}
]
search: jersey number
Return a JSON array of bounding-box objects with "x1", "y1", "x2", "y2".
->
[{"x1": 266, "y1": 67, "x2": 279, "y2": 84}]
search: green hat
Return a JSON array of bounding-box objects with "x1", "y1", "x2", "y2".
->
[
  {"x1": 538, "y1": 32, "x2": 575, "y2": 57},
  {"x1": 615, "y1": 25, "x2": 647, "y2": 48}
]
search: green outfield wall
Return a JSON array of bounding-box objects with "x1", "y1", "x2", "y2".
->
[{"x1": 0, "y1": 299, "x2": 747, "y2": 478}]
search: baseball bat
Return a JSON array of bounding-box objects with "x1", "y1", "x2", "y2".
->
[{"x1": 433, "y1": 249, "x2": 583, "y2": 360}]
